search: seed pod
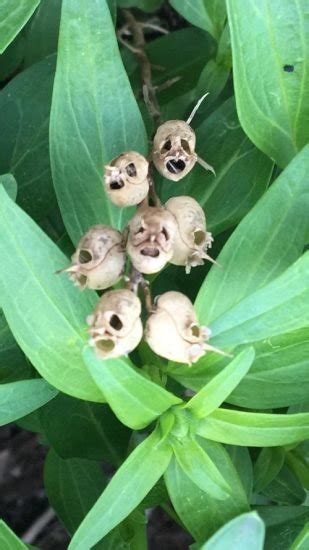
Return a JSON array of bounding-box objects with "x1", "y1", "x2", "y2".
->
[
  {"x1": 145, "y1": 291, "x2": 225, "y2": 365},
  {"x1": 152, "y1": 120, "x2": 197, "y2": 181},
  {"x1": 165, "y1": 195, "x2": 214, "y2": 273},
  {"x1": 60, "y1": 225, "x2": 125, "y2": 290},
  {"x1": 126, "y1": 205, "x2": 177, "y2": 274},
  {"x1": 104, "y1": 151, "x2": 149, "y2": 207},
  {"x1": 87, "y1": 289, "x2": 143, "y2": 359}
]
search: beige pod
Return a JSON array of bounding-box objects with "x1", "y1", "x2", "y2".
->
[
  {"x1": 126, "y1": 205, "x2": 178, "y2": 274},
  {"x1": 59, "y1": 225, "x2": 125, "y2": 290},
  {"x1": 152, "y1": 120, "x2": 197, "y2": 181},
  {"x1": 104, "y1": 151, "x2": 149, "y2": 207},
  {"x1": 165, "y1": 195, "x2": 214, "y2": 273},
  {"x1": 145, "y1": 291, "x2": 225, "y2": 365},
  {"x1": 87, "y1": 289, "x2": 143, "y2": 359}
]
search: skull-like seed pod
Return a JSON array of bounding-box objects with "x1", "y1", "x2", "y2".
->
[
  {"x1": 61, "y1": 225, "x2": 125, "y2": 290},
  {"x1": 126, "y1": 205, "x2": 178, "y2": 274},
  {"x1": 152, "y1": 120, "x2": 197, "y2": 181},
  {"x1": 145, "y1": 291, "x2": 224, "y2": 365},
  {"x1": 87, "y1": 289, "x2": 143, "y2": 359},
  {"x1": 165, "y1": 195, "x2": 214, "y2": 273},
  {"x1": 104, "y1": 151, "x2": 149, "y2": 207}
]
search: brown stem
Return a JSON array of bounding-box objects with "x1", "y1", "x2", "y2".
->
[
  {"x1": 121, "y1": 10, "x2": 161, "y2": 123},
  {"x1": 125, "y1": 264, "x2": 153, "y2": 312}
]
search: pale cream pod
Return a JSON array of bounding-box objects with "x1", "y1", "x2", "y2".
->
[
  {"x1": 145, "y1": 291, "x2": 225, "y2": 365},
  {"x1": 152, "y1": 120, "x2": 197, "y2": 181},
  {"x1": 87, "y1": 289, "x2": 143, "y2": 359},
  {"x1": 59, "y1": 225, "x2": 125, "y2": 290},
  {"x1": 104, "y1": 151, "x2": 149, "y2": 207},
  {"x1": 126, "y1": 205, "x2": 178, "y2": 274},
  {"x1": 165, "y1": 195, "x2": 214, "y2": 273}
]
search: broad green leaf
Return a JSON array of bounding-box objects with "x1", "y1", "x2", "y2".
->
[
  {"x1": 186, "y1": 347, "x2": 255, "y2": 417},
  {"x1": 84, "y1": 347, "x2": 181, "y2": 430},
  {"x1": 171, "y1": 436, "x2": 231, "y2": 500},
  {"x1": 0, "y1": 188, "x2": 102, "y2": 402},
  {"x1": 50, "y1": 0, "x2": 147, "y2": 244},
  {"x1": 262, "y1": 465, "x2": 305, "y2": 505},
  {"x1": 0, "y1": 175, "x2": 17, "y2": 201},
  {"x1": 226, "y1": 0, "x2": 309, "y2": 167},
  {"x1": 0, "y1": 0, "x2": 40, "y2": 54},
  {"x1": 286, "y1": 447, "x2": 309, "y2": 490},
  {"x1": 24, "y1": 0, "x2": 62, "y2": 67},
  {"x1": 41, "y1": 393, "x2": 130, "y2": 465},
  {"x1": 169, "y1": 0, "x2": 226, "y2": 40},
  {"x1": 291, "y1": 524, "x2": 309, "y2": 550},
  {"x1": 196, "y1": 408, "x2": 309, "y2": 447},
  {"x1": 226, "y1": 446, "x2": 253, "y2": 501},
  {"x1": 201, "y1": 512, "x2": 265, "y2": 550},
  {"x1": 0, "y1": 378, "x2": 57, "y2": 426},
  {"x1": 69, "y1": 428, "x2": 172, "y2": 550},
  {"x1": 0, "y1": 32, "x2": 26, "y2": 83},
  {"x1": 254, "y1": 447, "x2": 285, "y2": 492},
  {"x1": 117, "y1": 0, "x2": 163, "y2": 11},
  {"x1": 165, "y1": 439, "x2": 248, "y2": 542},
  {"x1": 0, "y1": 520, "x2": 27, "y2": 549},
  {"x1": 168, "y1": 328, "x2": 309, "y2": 409},
  {"x1": 160, "y1": 97, "x2": 273, "y2": 236},
  {"x1": 44, "y1": 449, "x2": 106, "y2": 535},
  {"x1": 196, "y1": 146, "x2": 309, "y2": 324},
  {"x1": 258, "y1": 506, "x2": 309, "y2": 550},
  {"x1": 209, "y1": 253, "x2": 309, "y2": 349},
  {"x1": 0, "y1": 311, "x2": 33, "y2": 383},
  {"x1": 0, "y1": 55, "x2": 57, "y2": 220}
]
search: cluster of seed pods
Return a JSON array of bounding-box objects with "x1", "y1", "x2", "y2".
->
[{"x1": 60, "y1": 108, "x2": 221, "y2": 365}]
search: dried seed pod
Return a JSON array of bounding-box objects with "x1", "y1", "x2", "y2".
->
[
  {"x1": 152, "y1": 120, "x2": 197, "y2": 181},
  {"x1": 145, "y1": 291, "x2": 225, "y2": 365},
  {"x1": 126, "y1": 205, "x2": 177, "y2": 274},
  {"x1": 60, "y1": 225, "x2": 125, "y2": 290},
  {"x1": 104, "y1": 151, "x2": 149, "y2": 207},
  {"x1": 87, "y1": 289, "x2": 143, "y2": 359},
  {"x1": 165, "y1": 195, "x2": 214, "y2": 273}
]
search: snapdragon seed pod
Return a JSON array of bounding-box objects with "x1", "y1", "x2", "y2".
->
[
  {"x1": 126, "y1": 205, "x2": 177, "y2": 274},
  {"x1": 165, "y1": 195, "x2": 214, "y2": 273},
  {"x1": 59, "y1": 225, "x2": 125, "y2": 290},
  {"x1": 104, "y1": 151, "x2": 149, "y2": 207},
  {"x1": 87, "y1": 289, "x2": 143, "y2": 359},
  {"x1": 145, "y1": 291, "x2": 225, "y2": 365},
  {"x1": 152, "y1": 120, "x2": 197, "y2": 181}
]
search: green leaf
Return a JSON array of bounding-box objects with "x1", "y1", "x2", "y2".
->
[
  {"x1": 160, "y1": 97, "x2": 273, "y2": 236},
  {"x1": 169, "y1": 0, "x2": 226, "y2": 40},
  {"x1": 209, "y1": 253, "x2": 309, "y2": 349},
  {"x1": 258, "y1": 506, "x2": 309, "y2": 550},
  {"x1": 171, "y1": 436, "x2": 231, "y2": 500},
  {"x1": 84, "y1": 347, "x2": 181, "y2": 430},
  {"x1": 69, "y1": 428, "x2": 172, "y2": 550},
  {"x1": 186, "y1": 347, "x2": 255, "y2": 418},
  {"x1": 0, "y1": 378, "x2": 57, "y2": 426},
  {"x1": 196, "y1": 408, "x2": 309, "y2": 447},
  {"x1": 226, "y1": 0, "x2": 309, "y2": 167},
  {"x1": 117, "y1": 0, "x2": 163, "y2": 11},
  {"x1": 196, "y1": 146, "x2": 309, "y2": 325},
  {"x1": 0, "y1": 55, "x2": 57, "y2": 221},
  {"x1": 0, "y1": 0, "x2": 40, "y2": 54},
  {"x1": 0, "y1": 311, "x2": 33, "y2": 383},
  {"x1": 0, "y1": 187, "x2": 102, "y2": 402},
  {"x1": 41, "y1": 393, "x2": 130, "y2": 465},
  {"x1": 44, "y1": 449, "x2": 106, "y2": 535},
  {"x1": 24, "y1": 0, "x2": 62, "y2": 67},
  {"x1": 165, "y1": 439, "x2": 248, "y2": 542},
  {"x1": 291, "y1": 524, "x2": 309, "y2": 550},
  {"x1": 0, "y1": 520, "x2": 27, "y2": 549},
  {"x1": 254, "y1": 447, "x2": 285, "y2": 492},
  {"x1": 0, "y1": 175, "x2": 17, "y2": 201},
  {"x1": 201, "y1": 512, "x2": 265, "y2": 550},
  {"x1": 50, "y1": 0, "x2": 147, "y2": 244},
  {"x1": 226, "y1": 446, "x2": 253, "y2": 501},
  {"x1": 262, "y1": 465, "x2": 305, "y2": 505}
]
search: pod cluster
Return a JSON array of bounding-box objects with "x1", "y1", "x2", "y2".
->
[{"x1": 60, "y1": 116, "x2": 220, "y2": 364}]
